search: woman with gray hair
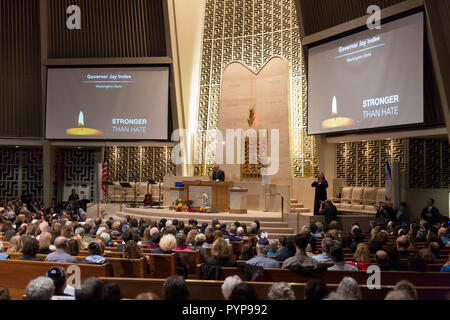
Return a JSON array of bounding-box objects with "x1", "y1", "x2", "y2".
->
[
  {"x1": 268, "y1": 282, "x2": 296, "y2": 300},
  {"x1": 335, "y1": 277, "x2": 362, "y2": 300},
  {"x1": 25, "y1": 277, "x2": 55, "y2": 300},
  {"x1": 221, "y1": 275, "x2": 242, "y2": 300}
]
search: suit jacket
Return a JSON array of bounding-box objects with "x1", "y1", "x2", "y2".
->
[
  {"x1": 421, "y1": 206, "x2": 442, "y2": 225},
  {"x1": 212, "y1": 170, "x2": 225, "y2": 182}
]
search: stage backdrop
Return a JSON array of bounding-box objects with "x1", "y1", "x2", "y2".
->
[{"x1": 218, "y1": 57, "x2": 291, "y2": 185}]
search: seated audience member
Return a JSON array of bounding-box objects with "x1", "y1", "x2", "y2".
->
[
  {"x1": 313, "y1": 237, "x2": 334, "y2": 263},
  {"x1": 0, "y1": 242, "x2": 9, "y2": 260},
  {"x1": 350, "y1": 229, "x2": 365, "y2": 254},
  {"x1": 153, "y1": 234, "x2": 188, "y2": 278},
  {"x1": 38, "y1": 232, "x2": 52, "y2": 254},
  {"x1": 221, "y1": 275, "x2": 242, "y2": 300},
  {"x1": 276, "y1": 236, "x2": 295, "y2": 262},
  {"x1": 99, "y1": 232, "x2": 113, "y2": 247},
  {"x1": 148, "y1": 232, "x2": 161, "y2": 250},
  {"x1": 421, "y1": 198, "x2": 443, "y2": 226},
  {"x1": 46, "y1": 267, "x2": 75, "y2": 299},
  {"x1": 45, "y1": 237, "x2": 78, "y2": 263},
  {"x1": 2, "y1": 221, "x2": 16, "y2": 242},
  {"x1": 66, "y1": 238, "x2": 79, "y2": 256},
  {"x1": 309, "y1": 223, "x2": 322, "y2": 238},
  {"x1": 326, "y1": 221, "x2": 343, "y2": 241},
  {"x1": 408, "y1": 253, "x2": 428, "y2": 272},
  {"x1": 396, "y1": 202, "x2": 410, "y2": 229},
  {"x1": 103, "y1": 282, "x2": 122, "y2": 300},
  {"x1": 174, "y1": 234, "x2": 192, "y2": 251},
  {"x1": 396, "y1": 235, "x2": 412, "y2": 259},
  {"x1": 7, "y1": 235, "x2": 23, "y2": 253},
  {"x1": 229, "y1": 283, "x2": 257, "y2": 300},
  {"x1": 328, "y1": 246, "x2": 358, "y2": 271},
  {"x1": 246, "y1": 238, "x2": 280, "y2": 269},
  {"x1": 335, "y1": 277, "x2": 362, "y2": 300},
  {"x1": 282, "y1": 234, "x2": 320, "y2": 269},
  {"x1": 440, "y1": 252, "x2": 450, "y2": 272},
  {"x1": 76, "y1": 277, "x2": 104, "y2": 300},
  {"x1": 25, "y1": 277, "x2": 55, "y2": 300},
  {"x1": 268, "y1": 282, "x2": 296, "y2": 300},
  {"x1": 236, "y1": 226, "x2": 246, "y2": 238},
  {"x1": 202, "y1": 232, "x2": 215, "y2": 248},
  {"x1": 82, "y1": 224, "x2": 95, "y2": 245},
  {"x1": 369, "y1": 231, "x2": 389, "y2": 254},
  {"x1": 135, "y1": 292, "x2": 159, "y2": 300},
  {"x1": 385, "y1": 290, "x2": 413, "y2": 300},
  {"x1": 346, "y1": 243, "x2": 371, "y2": 271},
  {"x1": 163, "y1": 275, "x2": 189, "y2": 300},
  {"x1": 0, "y1": 286, "x2": 10, "y2": 300},
  {"x1": 267, "y1": 240, "x2": 278, "y2": 258},
  {"x1": 374, "y1": 250, "x2": 392, "y2": 270},
  {"x1": 122, "y1": 240, "x2": 144, "y2": 259},
  {"x1": 239, "y1": 243, "x2": 255, "y2": 261},
  {"x1": 117, "y1": 229, "x2": 132, "y2": 252},
  {"x1": 438, "y1": 226, "x2": 450, "y2": 246},
  {"x1": 393, "y1": 280, "x2": 418, "y2": 300},
  {"x1": 19, "y1": 237, "x2": 43, "y2": 261},
  {"x1": 193, "y1": 233, "x2": 208, "y2": 261},
  {"x1": 186, "y1": 229, "x2": 199, "y2": 247},
  {"x1": 320, "y1": 200, "x2": 338, "y2": 226},
  {"x1": 81, "y1": 241, "x2": 107, "y2": 264},
  {"x1": 247, "y1": 221, "x2": 260, "y2": 235},
  {"x1": 227, "y1": 226, "x2": 242, "y2": 242},
  {"x1": 205, "y1": 238, "x2": 236, "y2": 267},
  {"x1": 305, "y1": 280, "x2": 329, "y2": 301}
]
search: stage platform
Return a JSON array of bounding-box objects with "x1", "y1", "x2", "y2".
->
[{"x1": 114, "y1": 207, "x2": 296, "y2": 239}]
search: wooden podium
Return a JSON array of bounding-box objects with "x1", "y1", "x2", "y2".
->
[{"x1": 183, "y1": 181, "x2": 232, "y2": 212}]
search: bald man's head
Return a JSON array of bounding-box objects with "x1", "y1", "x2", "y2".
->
[
  {"x1": 396, "y1": 236, "x2": 409, "y2": 250},
  {"x1": 376, "y1": 250, "x2": 389, "y2": 265},
  {"x1": 54, "y1": 237, "x2": 68, "y2": 249}
]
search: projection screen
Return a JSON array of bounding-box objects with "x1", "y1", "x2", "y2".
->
[
  {"x1": 307, "y1": 12, "x2": 424, "y2": 135},
  {"x1": 46, "y1": 67, "x2": 169, "y2": 140}
]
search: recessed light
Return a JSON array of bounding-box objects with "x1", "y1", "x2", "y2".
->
[
  {"x1": 77, "y1": 147, "x2": 82, "y2": 149},
  {"x1": 15, "y1": 146, "x2": 20, "y2": 148}
]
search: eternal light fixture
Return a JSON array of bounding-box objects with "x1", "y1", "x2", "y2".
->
[
  {"x1": 322, "y1": 96, "x2": 356, "y2": 129},
  {"x1": 66, "y1": 110, "x2": 103, "y2": 136}
]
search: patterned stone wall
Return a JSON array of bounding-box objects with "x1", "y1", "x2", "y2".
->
[
  {"x1": 105, "y1": 146, "x2": 176, "y2": 182},
  {"x1": 0, "y1": 148, "x2": 43, "y2": 202},
  {"x1": 195, "y1": 0, "x2": 316, "y2": 177},
  {"x1": 337, "y1": 139, "x2": 449, "y2": 189},
  {"x1": 63, "y1": 150, "x2": 96, "y2": 200}
]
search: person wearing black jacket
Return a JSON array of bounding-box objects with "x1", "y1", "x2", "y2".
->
[
  {"x1": 311, "y1": 173, "x2": 328, "y2": 215},
  {"x1": 421, "y1": 198, "x2": 443, "y2": 226}
]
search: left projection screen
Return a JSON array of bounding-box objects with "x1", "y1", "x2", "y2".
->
[{"x1": 46, "y1": 67, "x2": 169, "y2": 140}]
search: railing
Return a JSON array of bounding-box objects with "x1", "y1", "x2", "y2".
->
[{"x1": 265, "y1": 192, "x2": 290, "y2": 221}]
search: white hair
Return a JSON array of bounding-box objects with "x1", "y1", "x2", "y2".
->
[
  {"x1": 221, "y1": 276, "x2": 242, "y2": 300},
  {"x1": 99, "y1": 232, "x2": 110, "y2": 243},
  {"x1": 385, "y1": 290, "x2": 413, "y2": 300},
  {"x1": 165, "y1": 220, "x2": 173, "y2": 228},
  {"x1": 236, "y1": 227, "x2": 244, "y2": 236},
  {"x1": 85, "y1": 218, "x2": 93, "y2": 225},
  {"x1": 150, "y1": 227, "x2": 159, "y2": 236},
  {"x1": 39, "y1": 222, "x2": 49, "y2": 233},
  {"x1": 268, "y1": 282, "x2": 296, "y2": 300},
  {"x1": 26, "y1": 277, "x2": 55, "y2": 300},
  {"x1": 336, "y1": 277, "x2": 362, "y2": 300}
]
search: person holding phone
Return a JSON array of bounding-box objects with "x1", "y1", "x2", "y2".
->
[{"x1": 311, "y1": 172, "x2": 328, "y2": 215}]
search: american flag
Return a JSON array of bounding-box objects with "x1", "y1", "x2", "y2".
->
[{"x1": 102, "y1": 150, "x2": 108, "y2": 193}]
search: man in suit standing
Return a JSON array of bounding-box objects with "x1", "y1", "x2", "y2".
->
[
  {"x1": 421, "y1": 198, "x2": 443, "y2": 226},
  {"x1": 210, "y1": 164, "x2": 225, "y2": 182}
]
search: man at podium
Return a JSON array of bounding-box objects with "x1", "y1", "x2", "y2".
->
[{"x1": 210, "y1": 164, "x2": 225, "y2": 182}]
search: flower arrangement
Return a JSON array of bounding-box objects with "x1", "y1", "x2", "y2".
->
[{"x1": 173, "y1": 199, "x2": 193, "y2": 212}]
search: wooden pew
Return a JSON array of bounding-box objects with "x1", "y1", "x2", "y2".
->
[
  {"x1": 0, "y1": 259, "x2": 110, "y2": 300},
  {"x1": 148, "y1": 253, "x2": 177, "y2": 278},
  {"x1": 99, "y1": 277, "x2": 450, "y2": 300},
  {"x1": 197, "y1": 265, "x2": 450, "y2": 287},
  {"x1": 175, "y1": 250, "x2": 200, "y2": 279}
]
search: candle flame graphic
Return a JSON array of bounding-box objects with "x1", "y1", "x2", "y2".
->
[
  {"x1": 332, "y1": 96, "x2": 337, "y2": 117},
  {"x1": 78, "y1": 111, "x2": 85, "y2": 127}
]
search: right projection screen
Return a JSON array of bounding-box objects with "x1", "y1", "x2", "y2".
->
[{"x1": 307, "y1": 12, "x2": 424, "y2": 135}]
